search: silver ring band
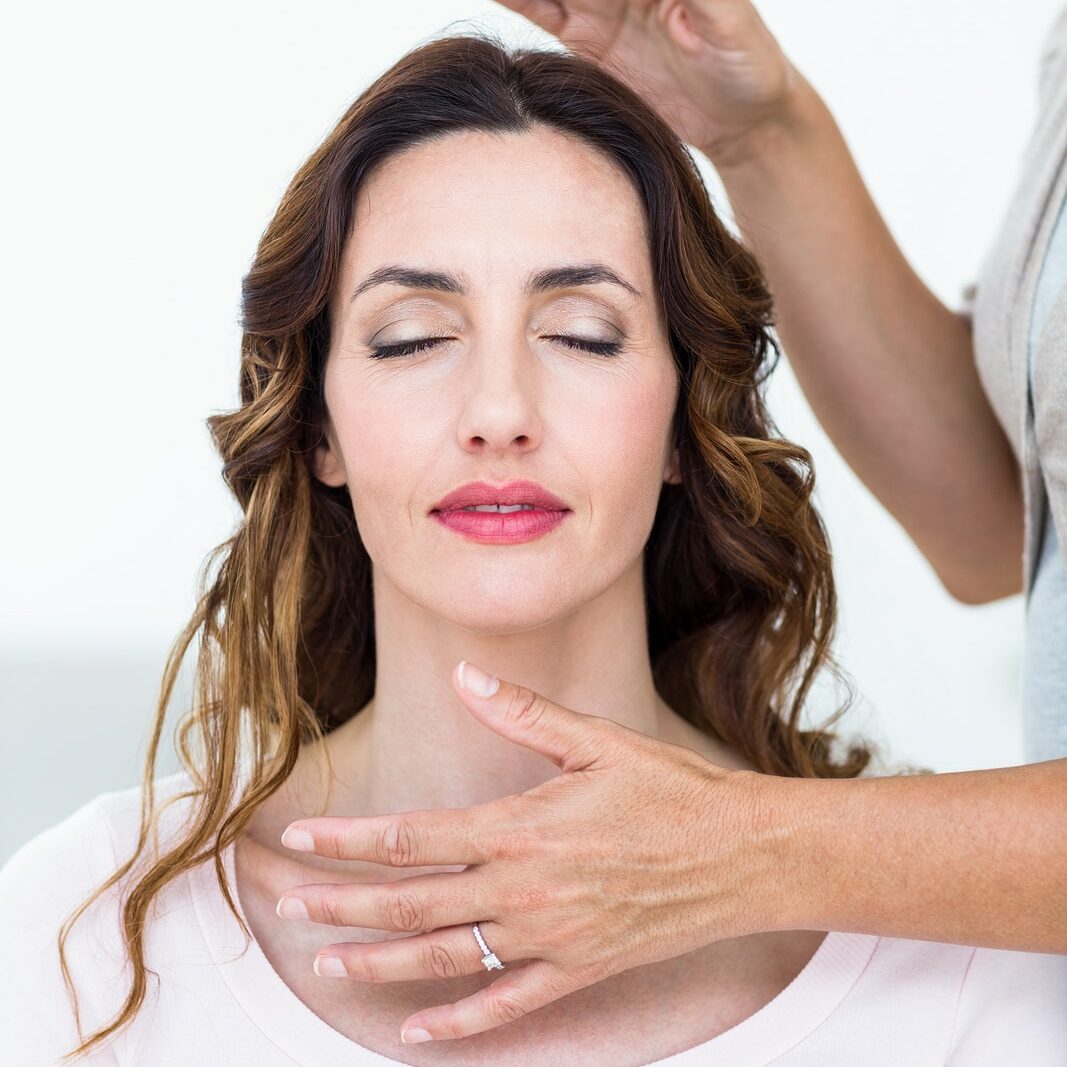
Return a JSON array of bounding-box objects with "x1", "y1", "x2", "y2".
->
[{"x1": 472, "y1": 922, "x2": 505, "y2": 971}]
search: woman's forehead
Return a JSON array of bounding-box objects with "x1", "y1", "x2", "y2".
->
[
  {"x1": 345, "y1": 130, "x2": 651, "y2": 298},
  {"x1": 354, "y1": 128, "x2": 644, "y2": 233}
]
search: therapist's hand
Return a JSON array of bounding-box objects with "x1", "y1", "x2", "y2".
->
[
  {"x1": 276, "y1": 660, "x2": 787, "y2": 1044},
  {"x1": 495, "y1": 0, "x2": 803, "y2": 164}
]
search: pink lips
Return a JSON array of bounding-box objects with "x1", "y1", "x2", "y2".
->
[
  {"x1": 432, "y1": 479, "x2": 569, "y2": 513},
  {"x1": 430, "y1": 479, "x2": 571, "y2": 544}
]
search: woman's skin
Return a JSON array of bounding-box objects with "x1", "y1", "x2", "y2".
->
[
  {"x1": 246, "y1": 0, "x2": 1067, "y2": 1047},
  {"x1": 236, "y1": 122, "x2": 827, "y2": 1056}
]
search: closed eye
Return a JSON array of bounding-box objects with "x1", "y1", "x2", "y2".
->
[{"x1": 367, "y1": 335, "x2": 622, "y2": 360}]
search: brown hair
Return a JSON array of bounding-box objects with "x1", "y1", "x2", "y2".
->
[{"x1": 57, "y1": 26, "x2": 876, "y2": 1061}]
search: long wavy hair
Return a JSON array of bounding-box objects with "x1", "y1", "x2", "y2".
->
[{"x1": 57, "y1": 26, "x2": 880, "y2": 1062}]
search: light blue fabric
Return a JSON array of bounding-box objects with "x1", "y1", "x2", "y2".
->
[{"x1": 1022, "y1": 191, "x2": 1067, "y2": 763}]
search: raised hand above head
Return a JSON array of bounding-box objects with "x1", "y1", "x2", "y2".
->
[{"x1": 496, "y1": 0, "x2": 802, "y2": 162}]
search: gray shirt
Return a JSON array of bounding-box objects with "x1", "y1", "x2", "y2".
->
[
  {"x1": 964, "y1": 6, "x2": 1067, "y2": 764},
  {"x1": 1023, "y1": 189, "x2": 1067, "y2": 762}
]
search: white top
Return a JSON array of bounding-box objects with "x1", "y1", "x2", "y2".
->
[{"x1": 2, "y1": 769, "x2": 1066, "y2": 1065}]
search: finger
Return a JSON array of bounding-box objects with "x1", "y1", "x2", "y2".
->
[
  {"x1": 277, "y1": 869, "x2": 488, "y2": 933},
  {"x1": 313, "y1": 920, "x2": 522, "y2": 983},
  {"x1": 281, "y1": 798, "x2": 501, "y2": 866},
  {"x1": 495, "y1": 0, "x2": 619, "y2": 61},
  {"x1": 399, "y1": 959, "x2": 580, "y2": 1043},
  {"x1": 491, "y1": 0, "x2": 568, "y2": 35},
  {"x1": 454, "y1": 660, "x2": 622, "y2": 773}
]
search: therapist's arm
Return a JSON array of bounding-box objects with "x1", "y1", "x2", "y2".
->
[
  {"x1": 705, "y1": 75, "x2": 1024, "y2": 606},
  {"x1": 745, "y1": 759, "x2": 1067, "y2": 953}
]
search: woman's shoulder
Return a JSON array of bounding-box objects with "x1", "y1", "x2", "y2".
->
[
  {"x1": 3, "y1": 768, "x2": 195, "y2": 867},
  {"x1": 0, "y1": 770, "x2": 203, "y2": 1062},
  {"x1": 0, "y1": 788, "x2": 124, "y2": 923},
  {"x1": 0, "y1": 768, "x2": 198, "y2": 951}
]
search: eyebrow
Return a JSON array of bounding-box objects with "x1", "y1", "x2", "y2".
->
[{"x1": 349, "y1": 262, "x2": 643, "y2": 303}]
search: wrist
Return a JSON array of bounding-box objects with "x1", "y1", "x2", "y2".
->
[
  {"x1": 729, "y1": 769, "x2": 829, "y2": 935},
  {"x1": 701, "y1": 69, "x2": 830, "y2": 176}
]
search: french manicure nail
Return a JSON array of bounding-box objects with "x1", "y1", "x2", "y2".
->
[
  {"x1": 281, "y1": 826, "x2": 315, "y2": 851},
  {"x1": 315, "y1": 955, "x2": 347, "y2": 977},
  {"x1": 459, "y1": 660, "x2": 499, "y2": 698},
  {"x1": 276, "y1": 896, "x2": 309, "y2": 920}
]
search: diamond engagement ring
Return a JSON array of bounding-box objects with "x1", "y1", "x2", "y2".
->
[{"x1": 472, "y1": 923, "x2": 505, "y2": 971}]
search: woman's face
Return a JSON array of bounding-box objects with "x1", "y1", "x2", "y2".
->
[{"x1": 316, "y1": 124, "x2": 681, "y2": 633}]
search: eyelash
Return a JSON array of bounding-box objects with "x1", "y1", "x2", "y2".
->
[{"x1": 367, "y1": 335, "x2": 623, "y2": 360}]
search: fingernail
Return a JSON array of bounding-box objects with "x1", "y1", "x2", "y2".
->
[
  {"x1": 276, "y1": 896, "x2": 309, "y2": 920},
  {"x1": 459, "y1": 660, "x2": 499, "y2": 698},
  {"x1": 315, "y1": 955, "x2": 348, "y2": 977},
  {"x1": 281, "y1": 826, "x2": 315, "y2": 851},
  {"x1": 401, "y1": 1027, "x2": 433, "y2": 1044}
]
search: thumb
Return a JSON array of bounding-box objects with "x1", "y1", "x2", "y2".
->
[{"x1": 452, "y1": 660, "x2": 615, "y2": 772}]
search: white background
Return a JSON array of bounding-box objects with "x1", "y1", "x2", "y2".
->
[{"x1": 2, "y1": 0, "x2": 1063, "y2": 862}]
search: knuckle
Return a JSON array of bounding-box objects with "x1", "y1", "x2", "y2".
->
[
  {"x1": 375, "y1": 818, "x2": 420, "y2": 867},
  {"x1": 321, "y1": 832, "x2": 347, "y2": 862},
  {"x1": 421, "y1": 941, "x2": 462, "y2": 979},
  {"x1": 493, "y1": 820, "x2": 539, "y2": 862},
  {"x1": 385, "y1": 888, "x2": 425, "y2": 932},
  {"x1": 487, "y1": 990, "x2": 526, "y2": 1026},
  {"x1": 437, "y1": 1016, "x2": 471, "y2": 1041},
  {"x1": 503, "y1": 685, "x2": 545, "y2": 728},
  {"x1": 352, "y1": 951, "x2": 380, "y2": 983},
  {"x1": 320, "y1": 890, "x2": 347, "y2": 928}
]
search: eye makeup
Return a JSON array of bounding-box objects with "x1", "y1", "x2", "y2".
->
[{"x1": 367, "y1": 334, "x2": 624, "y2": 360}]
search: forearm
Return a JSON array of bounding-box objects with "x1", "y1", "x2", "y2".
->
[
  {"x1": 744, "y1": 759, "x2": 1067, "y2": 953},
  {"x1": 706, "y1": 74, "x2": 1023, "y2": 604}
]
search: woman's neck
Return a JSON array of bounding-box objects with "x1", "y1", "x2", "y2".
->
[
  {"x1": 309, "y1": 561, "x2": 751, "y2": 819},
  {"x1": 241, "y1": 560, "x2": 755, "y2": 865}
]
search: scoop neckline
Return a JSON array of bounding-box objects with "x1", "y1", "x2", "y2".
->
[{"x1": 187, "y1": 835, "x2": 879, "y2": 1066}]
